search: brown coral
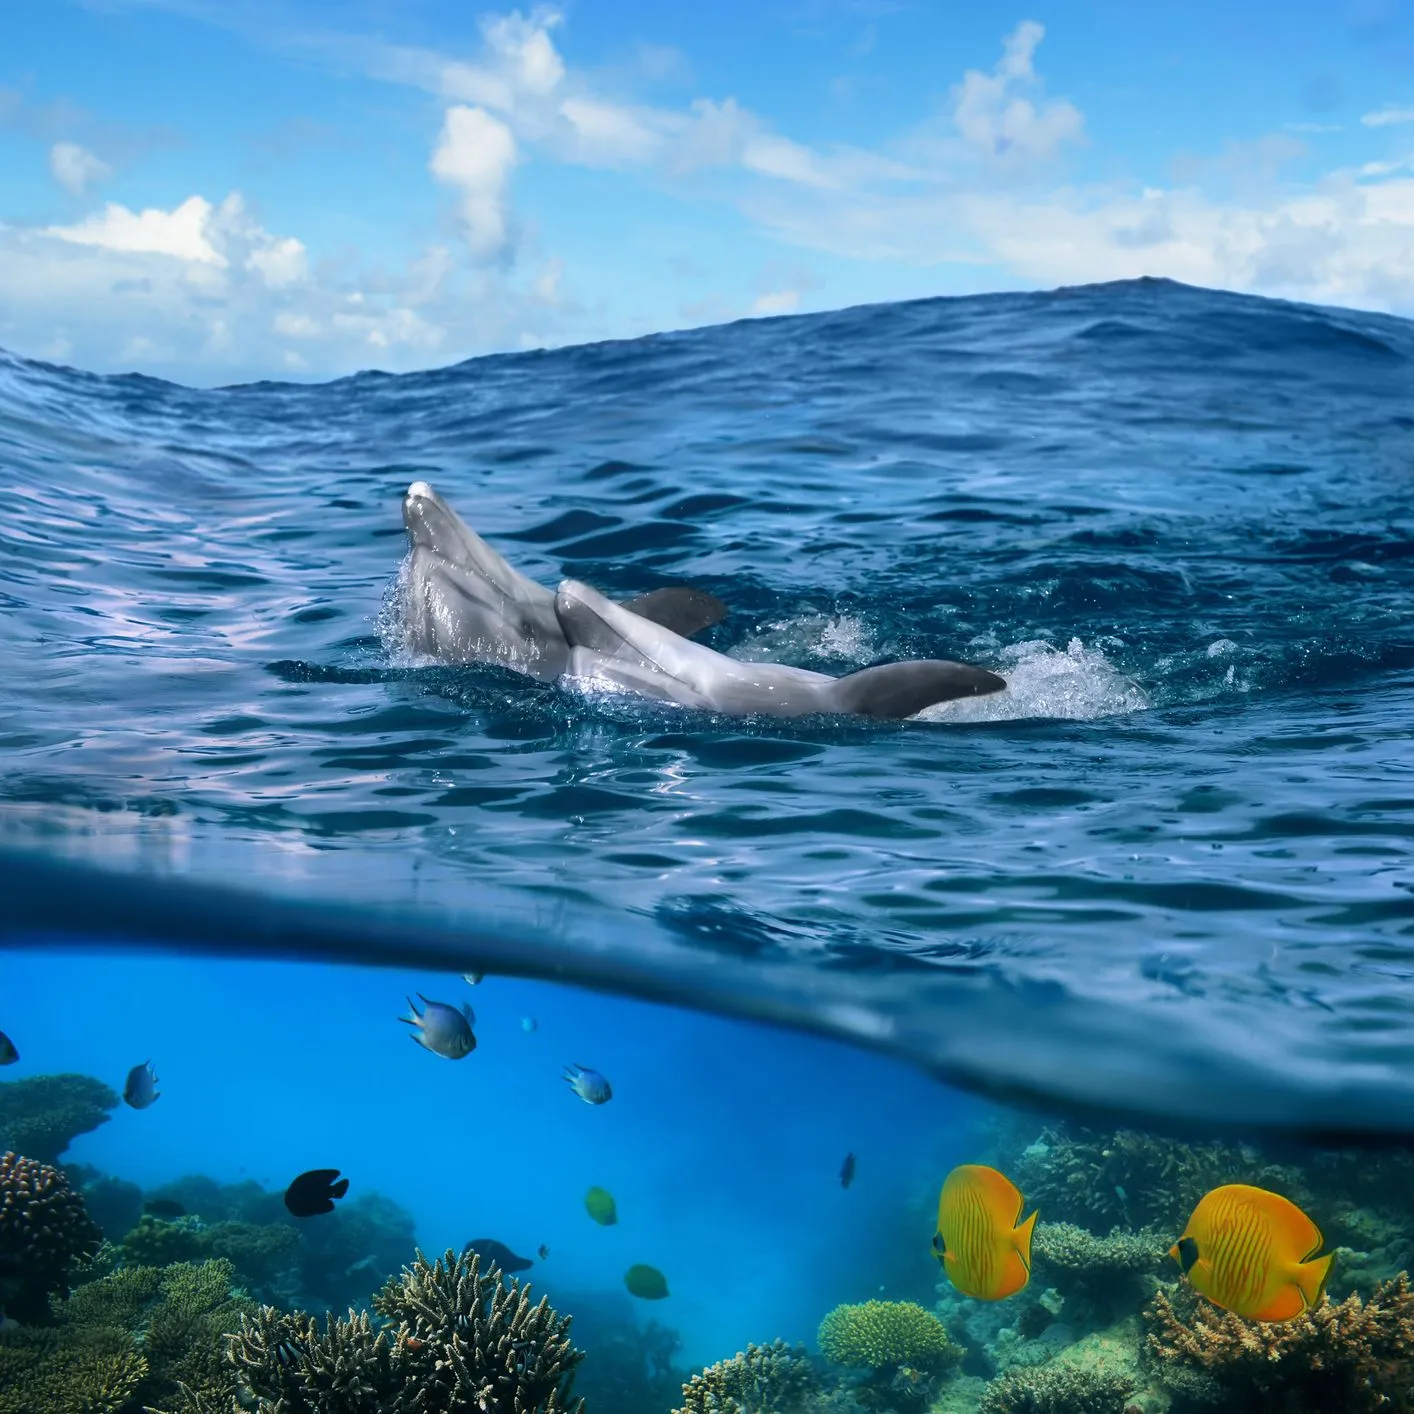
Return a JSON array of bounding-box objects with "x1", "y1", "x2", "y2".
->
[
  {"x1": 227, "y1": 1246, "x2": 584, "y2": 1413},
  {"x1": 1145, "y1": 1273, "x2": 1414, "y2": 1412},
  {"x1": 672, "y1": 1338, "x2": 820, "y2": 1414},
  {"x1": 0, "y1": 1150, "x2": 102, "y2": 1322}
]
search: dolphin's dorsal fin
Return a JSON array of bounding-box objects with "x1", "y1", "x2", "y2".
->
[
  {"x1": 829, "y1": 660, "x2": 1007, "y2": 719},
  {"x1": 622, "y1": 587, "x2": 728, "y2": 639}
]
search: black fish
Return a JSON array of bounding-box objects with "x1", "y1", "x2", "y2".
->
[
  {"x1": 144, "y1": 1199, "x2": 185, "y2": 1219},
  {"x1": 840, "y1": 1152, "x2": 856, "y2": 1189},
  {"x1": 463, "y1": 1237, "x2": 533, "y2": 1274},
  {"x1": 538, "y1": 1244, "x2": 550, "y2": 1260},
  {"x1": 0, "y1": 1030, "x2": 17, "y2": 1065},
  {"x1": 284, "y1": 1168, "x2": 349, "y2": 1218}
]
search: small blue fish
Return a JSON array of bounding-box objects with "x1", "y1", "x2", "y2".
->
[
  {"x1": 521, "y1": 1016, "x2": 538, "y2": 1034},
  {"x1": 123, "y1": 1061, "x2": 159, "y2": 1109},
  {"x1": 401, "y1": 994, "x2": 476, "y2": 1059},
  {"x1": 564, "y1": 1063, "x2": 612, "y2": 1105}
]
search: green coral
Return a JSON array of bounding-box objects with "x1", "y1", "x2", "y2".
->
[
  {"x1": 117, "y1": 1217, "x2": 206, "y2": 1269},
  {"x1": 0, "y1": 1256, "x2": 254, "y2": 1414},
  {"x1": 0, "y1": 1073, "x2": 120, "y2": 1164},
  {"x1": 978, "y1": 1362, "x2": 1135, "y2": 1414},
  {"x1": 672, "y1": 1338, "x2": 819, "y2": 1413},
  {"x1": 817, "y1": 1299, "x2": 962, "y2": 1372}
]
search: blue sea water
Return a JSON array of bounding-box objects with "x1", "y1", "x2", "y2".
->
[{"x1": 1, "y1": 276, "x2": 1413, "y2": 1384}]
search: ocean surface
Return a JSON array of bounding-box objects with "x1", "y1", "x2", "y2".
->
[{"x1": 1, "y1": 276, "x2": 1413, "y2": 1387}]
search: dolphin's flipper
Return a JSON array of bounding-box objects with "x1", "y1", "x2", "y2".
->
[
  {"x1": 622, "y1": 587, "x2": 728, "y2": 639},
  {"x1": 826, "y1": 660, "x2": 1007, "y2": 719}
]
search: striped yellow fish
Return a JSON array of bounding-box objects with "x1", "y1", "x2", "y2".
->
[
  {"x1": 931, "y1": 1163, "x2": 1036, "y2": 1301},
  {"x1": 1170, "y1": 1183, "x2": 1333, "y2": 1322}
]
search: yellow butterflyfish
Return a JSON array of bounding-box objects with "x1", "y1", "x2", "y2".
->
[
  {"x1": 931, "y1": 1163, "x2": 1036, "y2": 1301},
  {"x1": 1170, "y1": 1183, "x2": 1332, "y2": 1323}
]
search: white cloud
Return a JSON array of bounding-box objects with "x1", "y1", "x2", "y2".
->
[
  {"x1": 1362, "y1": 105, "x2": 1414, "y2": 127},
  {"x1": 751, "y1": 289, "x2": 800, "y2": 315},
  {"x1": 430, "y1": 105, "x2": 518, "y2": 260},
  {"x1": 949, "y1": 20, "x2": 1084, "y2": 164},
  {"x1": 48, "y1": 141, "x2": 113, "y2": 196},
  {"x1": 247, "y1": 235, "x2": 308, "y2": 287},
  {"x1": 560, "y1": 97, "x2": 663, "y2": 166},
  {"x1": 48, "y1": 195, "x2": 226, "y2": 264}
]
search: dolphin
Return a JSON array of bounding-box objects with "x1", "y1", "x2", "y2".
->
[
  {"x1": 554, "y1": 579, "x2": 1007, "y2": 719},
  {"x1": 401, "y1": 481, "x2": 727, "y2": 677}
]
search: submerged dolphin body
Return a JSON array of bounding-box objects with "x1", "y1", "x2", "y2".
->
[
  {"x1": 554, "y1": 579, "x2": 1007, "y2": 719},
  {"x1": 401, "y1": 481, "x2": 727, "y2": 677}
]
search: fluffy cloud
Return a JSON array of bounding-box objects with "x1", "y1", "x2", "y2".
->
[
  {"x1": 48, "y1": 141, "x2": 112, "y2": 196},
  {"x1": 48, "y1": 194, "x2": 226, "y2": 264},
  {"x1": 949, "y1": 21, "x2": 1084, "y2": 165},
  {"x1": 430, "y1": 105, "x2": 518, "y2": 260}
]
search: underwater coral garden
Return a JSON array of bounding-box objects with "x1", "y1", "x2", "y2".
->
[{"x1": 4, "y1": 1072, "x2": 1414, "y2": 1411}]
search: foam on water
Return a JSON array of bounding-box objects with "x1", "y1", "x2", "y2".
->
[{"x1": 917, "y1": 636, "x2": 1151, "y2": 723}]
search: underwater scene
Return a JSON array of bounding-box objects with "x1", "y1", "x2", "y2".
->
[{"x1": 2, "y1": 276, "x2": 1414, "y2": 1413}]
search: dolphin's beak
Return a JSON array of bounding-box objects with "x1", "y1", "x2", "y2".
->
[{"x1": 403, "y1": 481, "x2": 469, "y2": 560}]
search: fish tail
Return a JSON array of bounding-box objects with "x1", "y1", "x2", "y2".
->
[{"x1": 1296, "y1": 1251, "x2": 1335, "y2": 1309}]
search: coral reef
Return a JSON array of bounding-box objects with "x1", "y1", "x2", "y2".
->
[
  {"x1": 1145, "y1": 1273, "x2": 1414, "y2": 1411},
  {"x1": 0, "y1": 1256, "x2": 254, "y2": 1414},
  {"x1": 64, "y1": 1164, "x2": 144, "y2": 1244},
  {"x1": 222, "y1": 1246, "x2": 584, "y2": 1413},
  {"x1": 672, "y1": 1338, "x2": 820, "y2": 1414},
  {"x1": 817, "y1": 1299, "x2": 962, "y2": 1373},
  {"x1": 119, "y1": 1215, "x2": 207, "y2": 1269},
  {"x1": 977, "y1": 1362, "x2": 1136, "y2": 1414},
  {"x1": 1030, "y1": 1222, "x2": 1168, "y2": 1329},
  {"x1": 818, "y1": 1300, "x2": 964, "y2": 1413},
  {"x1": 1012, "y1": 1123, "x2": 1304, "y2": 1237},
  {"x1": 0, "y1": 1072, "x2": 121, "y2": 1164},
  {"x1": 0, "y1": 1149, "x2": 103, "y2": 1322}
]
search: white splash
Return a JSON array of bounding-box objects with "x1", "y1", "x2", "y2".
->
[
  {"x1": 916, "y1": 636, "x2": 1150, "y2": 723},
  {"x1": 733, "y1": 612, "x2": 879, "y2": 664}
]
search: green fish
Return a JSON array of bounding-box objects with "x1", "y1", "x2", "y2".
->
[
  {"x1": 584, "y1": 1186, "x2": 617, "y2": 1226},
  {"x1": 624, "y1": 1264, "x2": 670, "y2": 1300}
]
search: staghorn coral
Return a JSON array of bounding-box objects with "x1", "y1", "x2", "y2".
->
[
  {"x1": 0, "y1": 1149, "x2": 103, "y2": 1322},
  {"x1": 0, "y1": 1323, "x2": 148, "y2": 1414},
  {"x1": 672, "y1": 1338, "x2": 819, "y2": 1414},
  {"x1": 817, "y1": 1300, "x2": 962, "y2": 1373},
  {"x1": 0, "y1": 1072, "x2": 120, "y2": 1164},
  {"x1": 1144, "y1": 1273, "x2": 1414, "y2": 1412},
  {"x1": 223, "y1": 1245, "x2": 584, "y2": 1413},
  {"x1": 977, "y1": 1362, "x2": 1135, "y2": 1414}
]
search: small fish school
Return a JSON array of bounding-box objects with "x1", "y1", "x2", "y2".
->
[{"x1": 932, "y1": 1164, "x2": 1332, "y2": 1323}]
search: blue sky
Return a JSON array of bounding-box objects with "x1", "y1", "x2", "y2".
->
[{"x1": 3, "y1": 0, "x2": 1414, "y2": 382}]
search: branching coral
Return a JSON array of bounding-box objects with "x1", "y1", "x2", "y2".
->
[
  {"x1": 673, "y1": 1338, "x2": 820, "y2": 1414},
  {"x1": 0, "y1": 1073, "x2": 121, "y2": 1164},
  {"x1": 977, "y1": 1362, "x2": 1135, "y2": 1414},
  {"x1": 817, "y1": 1300, "x2": 962, "y2": 1373},
  {"x1": 1013, "y1": 1123, "x2": 1305, "y2": 1237},
  {"x1": 0, "y1": 1149, "x2": 103, "y2": 1322},
  {"x1": 0, "y1": 1324, "x2": 148, "y2": 1414},
  {"x1": 1144, "y1": 1273, "x2": 1414, "y2": 1412},
  {"x1": 225, "y1": 1246, "x2": 584, "y2": 1413}
]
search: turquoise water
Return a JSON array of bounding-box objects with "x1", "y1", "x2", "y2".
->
[{"x1": 2, "y1": 276, "x2": 1414, "y2": 1411}]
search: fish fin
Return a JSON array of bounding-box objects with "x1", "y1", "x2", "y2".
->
[
  {"x1": 330, "y1": 1178, "x2": 350, "y2": 1199},
  {"x1": 1012, "y1": 1208, "x2": 1038, "y2": 1273},
  {"x1": 1293, "y1": 1251, "x2": 1335, "y2": 1311},
  {"x1": 408, "y1": 1033, "x2": 428, "y2": 1049},
  {"x1": 622, "y1": 587, "x2": 728, "y2": 639},
  {"x1": 828, "y1": 660, "x2": 1007, "y2": 719},
  {"x1": 993, "y1": 1246, "x2": 1032, "y2": 1300}
]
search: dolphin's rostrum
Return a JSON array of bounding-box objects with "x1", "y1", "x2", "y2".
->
[{"x1": 398, "y1": 481, "x2": 1005, "y2": 719}]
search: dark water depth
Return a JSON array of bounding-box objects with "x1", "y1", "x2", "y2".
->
[{"x1": 2, "y1": 277, "x2": 1413, "y2": 1134}]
